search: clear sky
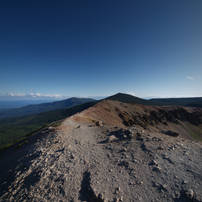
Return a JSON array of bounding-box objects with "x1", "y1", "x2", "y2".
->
[{"x1": 0, "y1": 0, "x2": 202, "y2": 100}]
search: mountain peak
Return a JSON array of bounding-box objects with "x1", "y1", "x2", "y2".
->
[{"x1": 106, "y1": 92, "x2": 149, "y2": 105}]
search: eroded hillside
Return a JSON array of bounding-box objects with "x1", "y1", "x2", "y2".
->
[{"x1": 81, "y1": 100, "x2": 202, "y2": 141}]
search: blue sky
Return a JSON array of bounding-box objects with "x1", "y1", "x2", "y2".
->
[{"x1": 0, "y1": 0, "x2": 202, "y2": 100}]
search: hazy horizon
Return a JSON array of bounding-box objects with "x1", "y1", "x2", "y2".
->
[{"x1": 0, "y1": 92, "x2": 202, "y2": 102}]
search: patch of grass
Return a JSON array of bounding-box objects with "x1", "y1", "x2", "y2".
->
[
  {"x1": 192, "y1": 133, "x2": 202, "y2": 141},
  {"x1": 0, "y1": 142, "x2": 14, "y2": 153},
  {"x1": 15, "y1": 140, "x2": 29, "y2": 149},
  {"x1": 189, "y1": 131, "x2": 202, "y2": 141},
  {"x1": 52, "y1": 122, "x2": 62, "y2": 127},
  {"x1": 192, "y1": 125, "x2": 202, "y2": 141},
  {"x1": 180, "y1": 121, "x2": 202, "y2": 141},
  {"x1": 25, "y1": 124, "x2": 48, "y2": 137}
]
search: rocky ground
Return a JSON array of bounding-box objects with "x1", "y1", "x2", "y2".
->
[{"x1": 0, "y1": 100, "x2": 202, "y2": 202}]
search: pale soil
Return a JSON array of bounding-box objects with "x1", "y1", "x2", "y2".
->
[{"x1": 0, "y1": 100, "x2": 202, "y2": 202}]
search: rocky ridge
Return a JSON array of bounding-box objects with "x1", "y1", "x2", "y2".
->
[{"x1": 0, "y1": 100, "x2": 202, "y2": 202}]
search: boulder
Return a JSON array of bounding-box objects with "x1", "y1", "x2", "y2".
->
[
  {"x1": 165, "y1": 130, "x2": 179, "y2": 137},
  {"x1": 185, "y1": 189, "x2": 194, "y2": 201},
  {"x1": 95, "y1": 121, "x2": 103, "y2": 126},
  {"x1": 105, "y1": 135, "x2": 117, "y2": 143}
]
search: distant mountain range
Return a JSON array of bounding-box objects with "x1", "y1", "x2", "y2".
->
[
  {"x1": 150, "y1": 97, "x2": 202, "y2": 107},
  {"x1": 0, "y1": 97, "x2": 94, "y2": 119},
  {"x1": 0, "y1": 93, "x2": 202, "y2": 121},
  {"x1": 106, "y1": 93, "x2": 202, "y2": 108},
  {"x1": 0, "y1": 100, "x2": 58, "y2": 110}
]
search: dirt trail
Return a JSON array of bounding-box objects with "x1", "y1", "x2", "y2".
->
[{"x1": 0, "y1": 102, "x2": 202, "y2": 201}]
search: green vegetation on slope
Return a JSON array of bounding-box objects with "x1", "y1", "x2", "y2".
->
[{"x1": 0, "y1": 100, "x2": 98, "y2": 150}]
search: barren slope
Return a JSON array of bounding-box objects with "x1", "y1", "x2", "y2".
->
[
  {"x1": 82, "y1": 100, "x2": 202, "y2": 141},
  {"x1": 0, "y1": 100, "x2": 202, "y2": 202}
]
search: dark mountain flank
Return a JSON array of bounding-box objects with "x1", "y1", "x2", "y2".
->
[{"x1": 0, "y1": 97, "x2": 95, "y2": 120}]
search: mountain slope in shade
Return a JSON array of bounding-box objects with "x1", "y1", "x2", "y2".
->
[{"x1": 0, "y1": 97, "x2": 95, "y2": 119}]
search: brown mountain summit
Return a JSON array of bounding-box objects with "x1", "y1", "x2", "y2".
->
[{"x1": 0, "y1": 100, "x2": 202, "y2": 201}]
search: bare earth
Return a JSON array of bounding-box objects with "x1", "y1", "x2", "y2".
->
[{"x1": 0, "y1": 100, "x2": 202, "y2": 202}]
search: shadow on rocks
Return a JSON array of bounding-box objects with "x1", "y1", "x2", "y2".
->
[
  {"x1": 0, "y1": 146, "x2": 43, "y2": 198},
  {"x1": 79, "y1": 171, "x2": 104, "y2": 202}
]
